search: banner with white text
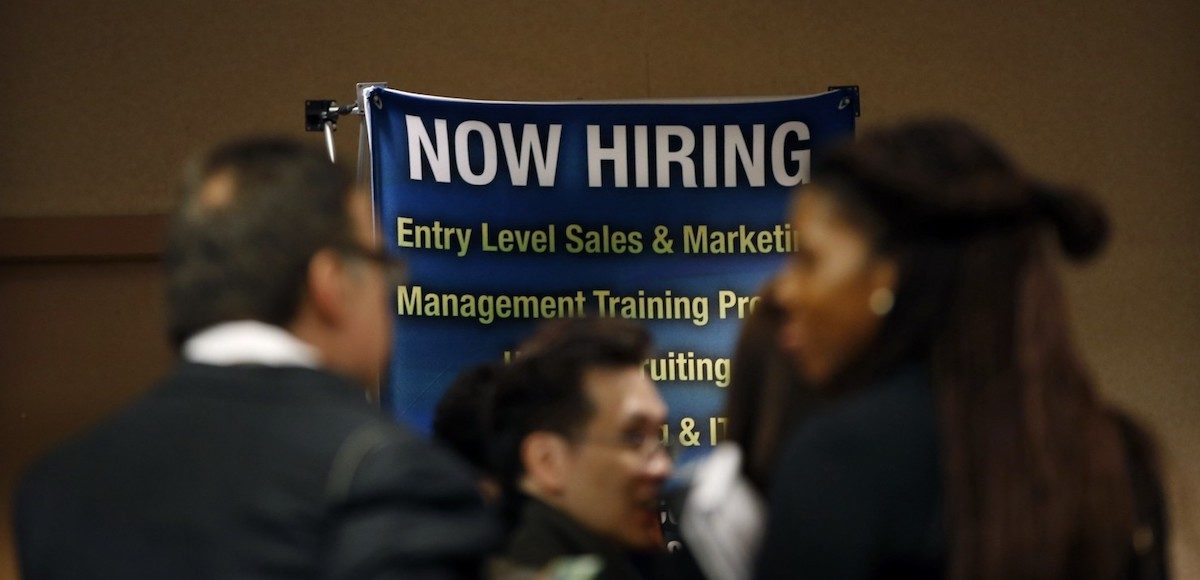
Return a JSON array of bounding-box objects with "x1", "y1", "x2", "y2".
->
[{"x1": 365, "y1": 87, "x2": 856, "y2": 455}]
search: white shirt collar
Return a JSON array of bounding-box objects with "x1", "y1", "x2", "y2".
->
[{"x1": 182, "y1": 320, "x2": 321, "y2": 369}]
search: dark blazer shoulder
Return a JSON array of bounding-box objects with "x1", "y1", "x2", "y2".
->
[
  {"x1": 785, "y1": 366, "x2": 936, "y2": 461},
  {"x1": 756, "y1": 366, "x2": 943, "y2": 579},
  {"x1": 16, "y1": 361, "x2": 499, "y2": 579},
  {"x1": 320, "y1": 411, "x2": 501, "y2": 577}
]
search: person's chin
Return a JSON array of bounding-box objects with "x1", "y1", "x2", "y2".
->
[
  {"x1": 794, "y1": 350, "x2": 836, "y2": 384},
  {"x1": 622, "y1": 531, "x2": 663, "y2": 552},
  {"x1": 625, "y1": 508, "x2": 664, "y2": 550}
]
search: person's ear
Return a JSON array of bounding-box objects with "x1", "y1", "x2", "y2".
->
[
  {"x1": 305, "y1": 249, "x2": 348, "y2": 325},
  {"x1": 866, "y1": 255, "x2": 899, "y2": 316},
  {"x1": 520, "y1": 431, "x2": 571, "y2": 495},
  {"x1": 869, "y1": 254, "x2": 898, "y2": 294}
]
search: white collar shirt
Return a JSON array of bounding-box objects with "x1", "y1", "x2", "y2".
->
[{"x1": 181, "y1": 320, "x2": 321, "y2": 369}]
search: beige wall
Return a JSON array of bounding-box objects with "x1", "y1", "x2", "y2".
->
[{"x1": 2, "y1": 1, "x2": 1197, "y2": 577}]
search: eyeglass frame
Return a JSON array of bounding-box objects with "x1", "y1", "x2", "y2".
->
[
  {"x1": 574, "y1": 429, "x2": 677, "y2": 464},
  {"x1": 335, "y1": 244, "x2": 407, "y2": 288}
]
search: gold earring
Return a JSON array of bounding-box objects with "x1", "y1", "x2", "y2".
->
[{"x1": 869, "y1": 288, "x2": 894, "y2": 316}]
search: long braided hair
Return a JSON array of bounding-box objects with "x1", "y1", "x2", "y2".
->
[{"x1": 814, "y1": 119, "x2": 1157, "y2": 579}]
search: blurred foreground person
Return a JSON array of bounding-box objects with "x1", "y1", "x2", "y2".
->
[
  {"x1": 489, "y1": 319, "x2": 672, "y2": 580},
  {"x1": 678, "y1": 287, "x2": 821, "y2": 580},
  {"x1": 757, "y1": 120, "x2": 1168, "y2": 579},
  {"x1": 15, "y1": 138, "x2": 497, "y2": 579},
  {"x1": 720, "y1": 287, "x2": 820, "y2": 493}
]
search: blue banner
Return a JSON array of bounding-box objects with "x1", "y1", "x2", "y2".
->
[{"x1": 366, "y1": 88, "x2": 856, "y2": 455}]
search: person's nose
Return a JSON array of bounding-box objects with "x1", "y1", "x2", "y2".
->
[
  {"x1": 644, "y1": 446, "x2": 673, "y2": 481},
  {"x1": 773, "y1": 266, "x2": 802, "y2": 307}
]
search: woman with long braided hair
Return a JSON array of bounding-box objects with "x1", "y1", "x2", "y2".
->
[{"x1": 756, "y1": 119, "x2": 1167, "y2": 579}]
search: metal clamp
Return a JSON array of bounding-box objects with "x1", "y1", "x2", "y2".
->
[
  {"x1": 305, "y1": 83, "x2": 388, "y2": 163},
  {"x1": 305, "y1": 100, "x2": 352, "y2": 162}
]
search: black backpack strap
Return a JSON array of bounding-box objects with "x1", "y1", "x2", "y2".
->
[{"x1": 325, "y1": 423, "x2": 396, "y2": 503}]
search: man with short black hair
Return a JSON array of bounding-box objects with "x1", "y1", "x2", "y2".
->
[
  {"x1": 490, "y1": 319, "x2": 672, "y2": 580},
  {"x1": 15, "y1": 138, "x2": 497, "y2": 579}
]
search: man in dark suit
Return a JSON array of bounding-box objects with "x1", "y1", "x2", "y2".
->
[
  {"x1": 489, "y1": 319, "x2": 673, "y2": 580},
  {"x1": 14, "y1": 138, "x2": 498, "y2": 579}
]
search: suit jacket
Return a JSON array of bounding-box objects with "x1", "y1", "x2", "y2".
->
[
  {"x1": 754, "y1": 365, "x2": 943, "y2": 580},
  {"x1": 503, "y1": 497, "x2": 649, "y2": 580},
  {"x1": 15, "y1": 362, "x2": 499, "y2": 579},
  {"x1": 754, "y1": 365, "x2": 1170, "y2": 580}
]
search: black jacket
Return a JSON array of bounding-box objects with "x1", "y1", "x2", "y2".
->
[
  {"x1": 504, "y1": 497, "x2": 652, "y2": 580},
  {"x1": 15, "y1": 363, "x2": 499, "y2": 579},
  {"x1": 755, "y1": 366, "x2": 943, "y2": 579},
  {"x1": 755, "y1": 365, "x2": 1169, "y2": 580}
]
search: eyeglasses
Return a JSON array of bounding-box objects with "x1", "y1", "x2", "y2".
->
[
  {"x1": 580, "y1": 431, "x2": 676, "y2": 464},
  {"x1": 337, "y1": 244, "x2": 407, "y2": 288}
]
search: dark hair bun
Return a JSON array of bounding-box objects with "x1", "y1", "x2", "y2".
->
[{"x1": 1031, "y1": 184, "x2": 1109, "y2": 261}]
